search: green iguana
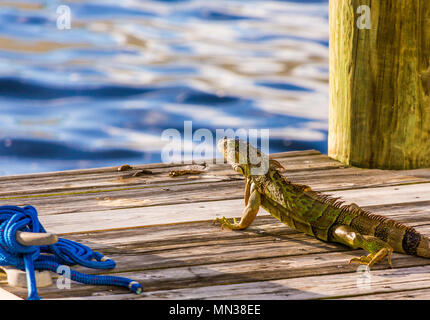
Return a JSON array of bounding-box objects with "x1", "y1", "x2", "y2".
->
[{"x1": 215, "y1": 138, "x2": 430, "y2": 267}]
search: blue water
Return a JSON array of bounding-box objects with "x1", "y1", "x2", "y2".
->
[{"x1": 0, "y1": 0, "x2": 329, "y2": 175}]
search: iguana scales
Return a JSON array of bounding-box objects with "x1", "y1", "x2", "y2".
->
[{"x1": 215, "y1": 138, "x2": 430, "y2": 267}]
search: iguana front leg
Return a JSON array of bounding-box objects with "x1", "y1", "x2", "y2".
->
[
  {"x1": 216, "y1": 182, "x2": 261, "y2": 230},
  {"x1": 331, "y1": 225, "x2": 393, "y2": 267}
]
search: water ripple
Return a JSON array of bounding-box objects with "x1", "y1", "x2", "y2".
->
[{"x1": 0, "y1": 0, "x2": 329, "y2": 175}]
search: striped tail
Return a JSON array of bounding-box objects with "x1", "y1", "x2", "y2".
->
[
  {"x1": 375, "y1": 219, "x2": 430, "y2": 258},
  {"x1": 394, "y1": 225, "x2": 430, "y2": 258},
  {"x1": 349, "y1": 210, "x2": 430, "y2": 258},
  {"x1": 414, "y1": 233, "x2": 430, "y2": 258}
]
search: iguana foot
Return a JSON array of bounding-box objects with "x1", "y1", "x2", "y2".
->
[
  {"x1": 214, "y1": 217, "x2": 242, "y2": 230},
  {"x1": 349, "y1": 255, "x2": 372, "y2": 265},
  {"x1": 349, "y1": 247, "x2": 393, "y2": 268},
  {"x1": 332, "y1": 225, "x2": 394, "y2": 268}
]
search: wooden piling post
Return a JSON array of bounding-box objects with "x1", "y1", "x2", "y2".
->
[{"x1": 328, "y1": 0, "x2": 430, "y2": 169}]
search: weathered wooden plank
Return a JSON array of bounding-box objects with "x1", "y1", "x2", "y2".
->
[
  {"x1": 0, "y1": 153, "x2": 352, "y2": 212},
  {"x1": 6, "y1": 198, "x2": 430, "y2": 299},
  {"x1": 64, "y1": 232, "x2": 350, "y2": 273},
  {"x1": 59, "y1": 235, "x2": 430, "y2": 277},
  {"x1": 3, "y1": 165, "x2": 425, "y2": 200},
  {"x1": 6, "y1": 151, "x2": 418, "y2": 203},
  {"x1": 135, "y1": 265, "x2": 430, "y2": 300},
  {"x1": 331, "y1": 183, "x2": 430, "y2": 207},
  {"x1": 2, "y1": 166, "x2": 429, "y2": 216},
  {"x1": 11, "y1": 251, "x2": 430, "y2": 300},
  {"x1": 0, "y1": 167, "x2": 220, "y2": 197},
  {"x1": 132, "y1": 265, "x2": 430, "y2": 300},
  {"x1": 0, "y1": 179, "x2": 235, "y2": 215},
  {"x1": 30, "y1": 181, "x2": 430, "y2": 234},
  {"x1": 342, "y1": 287, "x2": 430, "y2": 300},
  {"x1": 55, "y1": 286, "x2": 430, "y2": 300},
  {"x1": 399, "y1": 169, "x2": 430, "y2": 180},
  {"x1": 4, "y1": 210, "x2": 430, "y2": 299},
  {"x1": 1, "y1": 149, "x2": 428, "y2": 207},
  {"x1": 0, "y1": 150, "x2": 319, "y2": 182},
  {"x1": 52, "y1": 200, "x2": 430, "y2": 254},
  {"x1": 38, "y1": 199, "x2": 254, "y2": 233},
  {"x1": 19, "y1": 199, "x2": 430, "y2": 272},
  {"x1": 0, "y1": 151, "x2": 326, "y2": 195},
  {"x1": 63, "y1": 217, "x2": 288, "y2": 249}
]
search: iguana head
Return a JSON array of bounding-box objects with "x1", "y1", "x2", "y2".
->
[{"x1": 217, "y1": 138, "x2": 281, "y2": 176}]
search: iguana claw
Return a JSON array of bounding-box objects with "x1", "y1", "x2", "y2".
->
[
  {"x1": 215, "y1": 217, "x2": 240, "y2": 230},
  {"x1": 349, "y1": 248, "x2": 393, "y2": 268},
  {"x1": 349, "y1": 255, "x2": 372, "y2": 265}
]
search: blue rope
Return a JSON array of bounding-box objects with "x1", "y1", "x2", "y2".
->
[{"x1": 0, "y1": 205, "x2": 143, "y2": 300}]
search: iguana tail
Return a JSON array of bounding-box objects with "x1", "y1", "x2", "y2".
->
[
  {"x1": 350, "y1": 210, "x2": 430, "y2": 258},
  {"x1": 402, "y1": 230, "x2": 430, "y2": 258},
  {"x1": 387, "y1": 223, "x2": 430, "y2": 258},
  {"x1": 409, "y1": 231, "x2": 430, "y2": 258}
]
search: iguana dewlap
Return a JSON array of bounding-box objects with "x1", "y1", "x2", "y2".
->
[{"x1": 215, "y1": 138, "x2": 430, "y2": 267}]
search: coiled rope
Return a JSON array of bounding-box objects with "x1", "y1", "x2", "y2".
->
[{"x1": 0, "y1": 205, "x2": 143, "y2": 300}]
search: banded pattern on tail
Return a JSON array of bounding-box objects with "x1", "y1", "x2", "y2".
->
[
  {"x1": 341, "y1": 207, "x2": 430, "y2": 258},
  {"x1": 300, "y1": 187, "x2": 430, "y2": 258}
]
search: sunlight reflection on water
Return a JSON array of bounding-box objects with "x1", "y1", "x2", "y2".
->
[{"x1": 0, "y1": 0, "x2": 328, "y2": 175}]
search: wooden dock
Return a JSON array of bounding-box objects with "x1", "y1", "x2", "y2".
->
[{"x1": 2, "y1": 149, "x2": 430, "y2": 300}]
